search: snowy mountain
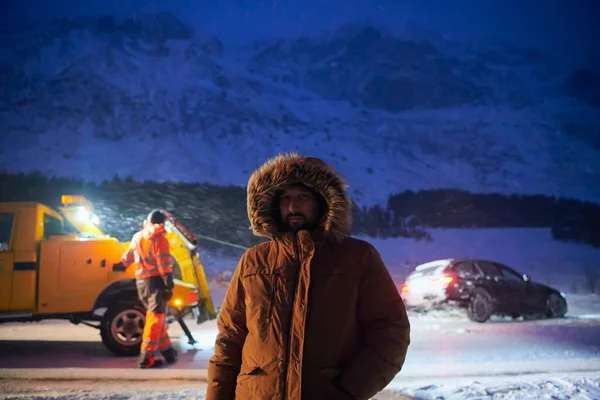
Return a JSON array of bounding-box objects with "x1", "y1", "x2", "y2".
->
[{"x1": 1, "y1": 12, "x2": 599, "y2": 205}]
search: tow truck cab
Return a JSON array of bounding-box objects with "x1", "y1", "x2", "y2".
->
[{"x1": 0, "y1": 197, "x2": 215, "y2": 356}]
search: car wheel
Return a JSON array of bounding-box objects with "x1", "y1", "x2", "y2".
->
[
  {"x1": 546, "y1": 293, "x2": 567, "y2": 318},
  {"x1": 467, "y1": 289, "x2": 494, "y2": 323},
  {"x1": 100, "y1": 301, "x2": 146, "y2": 356}
]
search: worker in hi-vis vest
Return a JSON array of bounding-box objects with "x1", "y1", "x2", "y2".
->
[{"x1": 121, "y1": 209, "x2": 178, "y2": 368}]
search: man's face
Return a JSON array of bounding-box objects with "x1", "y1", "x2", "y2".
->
[{"x1": 279, "y1": 185, "x2": 320, "y2": 232}]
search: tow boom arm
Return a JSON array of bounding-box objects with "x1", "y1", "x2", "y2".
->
[{"x1": 161, "y1": 209, "x2": 217, "y2": 323}]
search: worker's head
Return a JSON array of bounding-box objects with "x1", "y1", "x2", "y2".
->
[
  {"x1": 276, "y1": 183, "x2": 326, "y2": 232},
  {"x1": 146, "y1": 209, "x2": 166, "y2": 225}
]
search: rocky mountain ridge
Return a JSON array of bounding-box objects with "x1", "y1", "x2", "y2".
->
[{"x1": 1, "y1": 12, "x2": 599, "y2": 205}]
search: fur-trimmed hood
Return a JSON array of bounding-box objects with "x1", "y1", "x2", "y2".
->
[{"x1": 247, "y1": 153, "x2": 352, "y2": 241}]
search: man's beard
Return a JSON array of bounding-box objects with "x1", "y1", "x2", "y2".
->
[{"x1": 283, "y1": 213, "x2": 315, "y2": 232}]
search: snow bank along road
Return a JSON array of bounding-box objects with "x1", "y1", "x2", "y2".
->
[{"x1": 1, "y1": 295, "x2": 600, "y2": 398}]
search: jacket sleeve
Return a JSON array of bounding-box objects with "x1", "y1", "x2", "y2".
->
[
  {"x1": 335, "y1": 243, "x2": 411, "y2": 399},
  {"x1": 153, "y1": 235, "x2": 174, "y2": 290},
  {"x1": 121, "y1": 232, "x2": 140, "y2": 267},
  {"x1": 206, "y1": 252, "x2": 249, "y2": 400}
]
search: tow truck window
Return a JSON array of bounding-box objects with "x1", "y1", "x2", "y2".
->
[
  {"x1": 61, "y1": 215, "x2": 81, "y2": 235},
  {"x1": 43, "y1": 214, "x2": 64, "y2": 239},
  {"x1": 0, "y1": 212, "x2": 14, "y2": 251}
]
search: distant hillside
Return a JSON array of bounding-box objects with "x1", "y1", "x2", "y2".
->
[{"x1": 1, "y1": 13, "x2": 599, "y2": 206}]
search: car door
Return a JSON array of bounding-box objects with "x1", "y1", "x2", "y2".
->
[
  {"x1": 514, "y1": 271, "x2": 548, "y2": 313},
  {"x1": 474, "y1": 261, "x2": 518, "y2": 313},
  {"x1": 495, "y1": 263, "x2": 528, "y2": 313}
]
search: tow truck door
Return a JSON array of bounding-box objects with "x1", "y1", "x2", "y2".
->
[
  {"x1": 54, "y1": 240, "x2": 114, "y2": 312},
  {"x1": 0, "y1": 212, "x2": 15, "y2": 311}
]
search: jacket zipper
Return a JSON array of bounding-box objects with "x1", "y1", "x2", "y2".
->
[
  {"x1": 267, "y1": 272, "x2": 279, "y2": 322},
  {"x1": 281, "y1": 232, "x2": 301, "y2": 399}
]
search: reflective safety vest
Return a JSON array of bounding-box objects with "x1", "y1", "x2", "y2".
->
[{"x1": 122, "y1": 225, "x2": 174, "y2": 281}]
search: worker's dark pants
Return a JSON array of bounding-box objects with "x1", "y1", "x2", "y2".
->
[{"x1": 136, "y1": 278, "x2": 171, "y2": 356}]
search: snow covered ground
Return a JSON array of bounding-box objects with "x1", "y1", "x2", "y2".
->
[
  {"x1": 1, "y1": 374, "x2": 600, "y2": 399},
  {"x1": 1, "y1": 228, "x2": 599, "y2": 399},
  {"x1": 1, "y1": 290, "x2": 599, "y2": 399}
]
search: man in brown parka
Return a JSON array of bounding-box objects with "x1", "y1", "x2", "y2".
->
[{"x1": 207, "y1": 154, "x2": 411, "y2": 400}]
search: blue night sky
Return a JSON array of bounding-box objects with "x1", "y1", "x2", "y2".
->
[{"x1": 1, "y1": 0, "x2": 598, "y2": 66}]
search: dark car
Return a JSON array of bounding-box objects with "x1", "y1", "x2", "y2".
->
[{"x1": 400, "y1": 258, "x2": 568, "y2": 322}]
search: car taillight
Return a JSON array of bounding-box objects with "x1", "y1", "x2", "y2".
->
[
  {"x1": 433, "y1": 275, "x2": 455, "y2": 286},
  {"x1": 187, "y1": 290, "x2": 199, "y2": 305},
  {"x1": 401, "y1": 284, "x2": 409, "y2": 293}
]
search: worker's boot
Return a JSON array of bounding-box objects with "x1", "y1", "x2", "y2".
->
[
  {"x1": 137, "y1": 351, "x2": 163, "y2": 369},
  {"x1": 161, "y1": 348, "x2": 178, "y2": 364}
]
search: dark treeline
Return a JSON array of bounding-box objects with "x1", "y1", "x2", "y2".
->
[
  {"x1": 0, "y1": 172, "x2": 258, "y2": 250},
  {"x1": 360, "y1": 189, "x2": 600, "y2": 247},
  {"x1": 1, "y1": 172, "x2": 598, "y2": 248}
]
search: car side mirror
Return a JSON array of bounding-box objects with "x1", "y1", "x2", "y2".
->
[{"x1": 522, "y1": 274, "x2": 530, "y2": 282}]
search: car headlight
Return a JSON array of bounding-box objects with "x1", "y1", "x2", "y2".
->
[{"x1": 560, "y1": 291, "x2": 567, "y2": 299}]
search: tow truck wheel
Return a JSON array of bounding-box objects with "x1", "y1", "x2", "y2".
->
[{"x1": 100, "y1": 302, "x2": 146, "y2": 356}]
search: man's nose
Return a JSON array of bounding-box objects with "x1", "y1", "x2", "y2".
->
[{"x1": 288, "y1": 199, "x2": 299, "y2": 212}]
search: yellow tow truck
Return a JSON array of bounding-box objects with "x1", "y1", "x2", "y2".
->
[{"x1": 0, "y1": 195, "x2": 216, "y2": 356}]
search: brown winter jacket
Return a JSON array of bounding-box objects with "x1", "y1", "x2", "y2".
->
[{"x1": 207, "y1": 154, "x2": 410, "y2": 400}]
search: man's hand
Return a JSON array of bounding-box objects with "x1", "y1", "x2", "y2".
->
[{"x1": 164, "y1": 290, "x2": 174, "y2": 302}]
